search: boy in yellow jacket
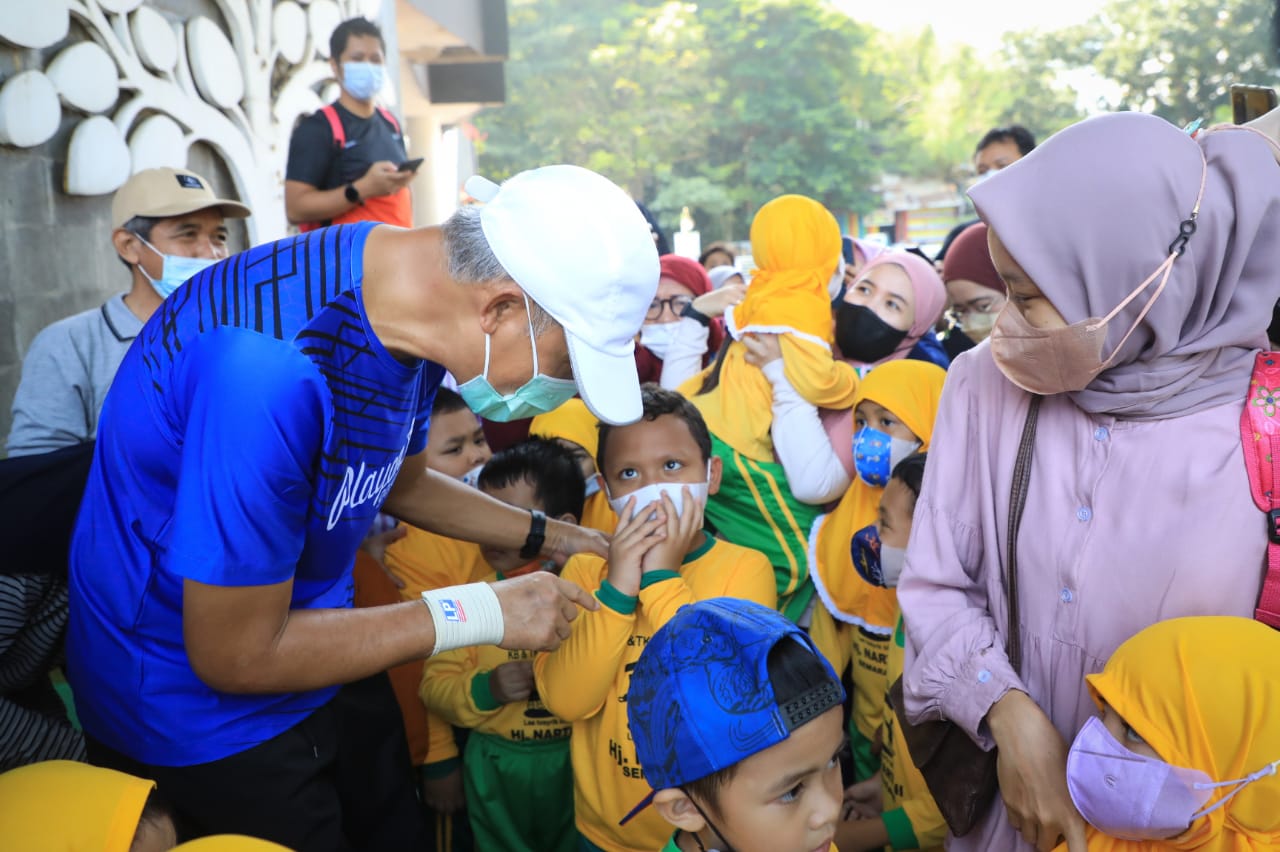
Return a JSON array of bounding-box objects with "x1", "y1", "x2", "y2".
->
[
  {"x1": 420, "y1": 437, "x2": 585, "y2": 852},
  {"x1": 535, "y1": 385, "x2": 777, "y2": 852}
]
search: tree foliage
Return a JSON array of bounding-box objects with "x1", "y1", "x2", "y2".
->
[{"x1": 474, "y1": 0, "x2": 1278, "y2": 242}]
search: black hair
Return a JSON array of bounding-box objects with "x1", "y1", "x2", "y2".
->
[
  {"x1": 699, "y1": 242, "x2": 735, "y2": 267},
  {"x1": 682, "y1": 637, "x2": 839, "y2": 815},
  {"x1": 431, "y1": 386, "x2": 469, "y2": 417},
  {"x1": 330, "y1": 17, "x2": 385, "y2": 61},
  {"x1": 117, "y1": 214, "x2": 163, "y2": 270},
  {"x1": 478, "y1": 436, "x2": 585, "y2": 521},
  {"x1": 890, "y1": 452, "x2": 928, "y2": 501},
  {"x1": 130, "y1": 790, "x2": 175, "y2": 851},
  {"x1": 974, "y1": 125, "x2": 1036, "y2": 157},
  {"x1": 596, "y1": 384, "x2": 712, "y2": 473}
]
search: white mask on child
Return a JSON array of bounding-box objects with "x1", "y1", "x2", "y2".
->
[{"x1": 608, "y1": 462, "x2": 711, "y2": 520}]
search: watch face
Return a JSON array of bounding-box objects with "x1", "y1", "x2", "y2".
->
[{"x1": 345, "y1": 183, "x2": 359, "y2": 203}]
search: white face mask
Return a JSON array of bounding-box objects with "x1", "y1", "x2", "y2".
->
[
  {"x1": 460, "y1": 464, "x2": 485, "y2": 489},
  {"x1": 607, "y1": 462, "x2": 712, "y2": 521},
  {"x1": 879, "y1": 544, "x2": 907, "y2": 587},
  {"x1": 639, "y1": 322, "x2": 679, "y2": 360},
  {"x1": 827, "y1": 255, "x2": 847, "y2": 300}
]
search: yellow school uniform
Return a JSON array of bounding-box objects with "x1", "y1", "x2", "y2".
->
[
  {"x1": 535, "y1": 535, "x2": 777, "y2": 852},
  {"x1": 880, "y1": 616, "x2": 945, "y2": 851}
]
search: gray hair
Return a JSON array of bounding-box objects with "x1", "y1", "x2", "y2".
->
[{"x1": 442, "y1": 205, "x2": 556, "y2": 337}]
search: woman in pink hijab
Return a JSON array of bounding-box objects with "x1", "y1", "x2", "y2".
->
[{"x1": 898, "y1": 113, "x2": 1280, "y2": 852}]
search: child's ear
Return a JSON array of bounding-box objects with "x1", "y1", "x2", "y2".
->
[
  {"x1": 557, "y1": 512, "x2": 578, "y2": 525},
  {"x1": 653, "y1": 788, "x2": 706, "y2": 834},
  {"x1": 706, "y1": 455, "x2": 723, "y2": 497}
]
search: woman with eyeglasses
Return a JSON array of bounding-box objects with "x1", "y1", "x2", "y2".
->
[
  {"x1": 939, "y1": 222, "x2": 1008, "y2": 360},
  {"x1": 635, "y1": 254, "x2": 743, "y2": 390}
]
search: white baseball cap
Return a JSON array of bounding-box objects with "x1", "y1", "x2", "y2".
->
[{"x1": 465, "y1": 165, "x2": 659, "y2": 425}]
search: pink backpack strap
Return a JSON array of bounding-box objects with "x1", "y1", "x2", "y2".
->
[
  {"x1": 320, "y1": 104, "x2": 345, "y2": 148},
  {"x1": 377, "y1": 106, "x2": 401, "y2": 135},
  {"x1": 1241, "y1": 351, "x2": 1280, "y2": 628}
]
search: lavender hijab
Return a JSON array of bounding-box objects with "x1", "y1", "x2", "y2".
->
[{"x1": 970, "y1": 112, "x2": 1280, "y2": 420}]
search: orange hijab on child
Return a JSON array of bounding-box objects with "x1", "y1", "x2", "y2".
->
[
  {"x1": 685, "y1": 194, "x2": 857, "y2": 463},
  {"x1": 810, "y1": 359, "x2": 947, "y2": 634},
  {"x1": 1062, "y1": 616, "x2": 1280, "y2": 852}
]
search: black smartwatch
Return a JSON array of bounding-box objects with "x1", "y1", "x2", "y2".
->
[
  {"x1": 344, "y1": 182, "x2": 362, "y2": 204},
  {"x1": 680, "y1": 301, "x2": 712, "y2": 327},
  {"x1": 519, "y1": 509, "x2": 547, "y2": 559}
]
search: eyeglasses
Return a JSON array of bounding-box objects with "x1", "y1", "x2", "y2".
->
[
  {"x1": 947, "y1": 295, "x2": 1002, "y2": 321},
  {"x1": 646, "y1": 296, "x2": 694, "y2": 321}
]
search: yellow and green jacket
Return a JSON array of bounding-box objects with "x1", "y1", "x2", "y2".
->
[
  {"x1": 420, "y1": 570, "x2": 572, "y2": 745},
  {"x1": 535, "y1": 535, "x2": 776, "y2": 852}
]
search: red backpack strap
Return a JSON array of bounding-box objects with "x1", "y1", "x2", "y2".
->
[
  {"x1": 377, "y1": 106, "x2": 401, "y2": 135},
  {"x1": 320, "y1": 104, "x2": 346, "y2": 149},
  {"x1": 1241, "y1": 351, "x2": 1280, "y2": 628}
]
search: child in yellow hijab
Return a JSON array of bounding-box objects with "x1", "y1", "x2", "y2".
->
[
  {"x1": 1058, "y1": 616, "x2": 1280, "y2": 852},
  {"x1": 807, "y1": 359, "x2": 947, "y2": 784},
  {"x1": 682, "y1": 194, "x2": 856, "y2": 620},
  {"x1": 0, "y1": 760, "x2": 291, "y2": 850}
]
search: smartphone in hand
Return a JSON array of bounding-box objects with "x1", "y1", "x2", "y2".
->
[{"x1": 398, "y1": 157, "x2": 425, "y2": 173}]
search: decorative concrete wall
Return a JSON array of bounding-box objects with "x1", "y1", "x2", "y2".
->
[{"x1": 0, "y1": 0, "x2": 386, "y2": 449}]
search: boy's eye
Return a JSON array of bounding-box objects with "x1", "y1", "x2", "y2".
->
[
  {"x1": 879, "y1": 417, "x2": 899, "y2": 431},
  {"x1": 1123, "y1": 723, "x2": 1147, "y2": 746},
  {"x1": 663, "y1": 459, "x2": 684, "y2": 472},
  {"x1": 854, "y1": 417, "x2": 867, "y2": 429},
  {"x1": 778, "y1": 782, "x2": 804, "y2": 804},
  {"x1": 618, "y1": 468, "x2": 638, "y2": 480},
  {"x1": 441, "y1": 445, "x2": 461, "y2": 455}
]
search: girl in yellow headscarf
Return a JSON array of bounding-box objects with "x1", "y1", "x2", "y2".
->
[
  {"x1": 682, "y1": 194, "x2": 856, "y2": 620},
  {"x1": 806, "y1": 359, "x2": 947, "y2": 784},
  {"x1": 1056, "y1": 616, "x2": 1280, "y2": 852}
]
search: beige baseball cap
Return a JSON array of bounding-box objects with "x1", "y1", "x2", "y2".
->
[{"x1": 111, "y1": 167, "x2": 251, "y2": 229}]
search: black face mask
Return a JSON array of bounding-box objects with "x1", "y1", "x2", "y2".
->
[{"x1": 834, "y1": 302, "x2": 908, "y2": 363}]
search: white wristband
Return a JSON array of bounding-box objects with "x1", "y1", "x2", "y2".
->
[{"x1": 421, "y1": 582, "x2": 507, "y2": 655}]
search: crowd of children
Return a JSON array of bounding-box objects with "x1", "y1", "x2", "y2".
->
[{"x1": 8, "y1": 112, "x2": 1280, "y2": 852}]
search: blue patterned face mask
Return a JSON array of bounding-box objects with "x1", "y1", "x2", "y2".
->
[
  {"x1": 457, "y1": 294, "x2": 579, "y2": 422},
  {"x1": 852, "y1": 426, "x2": 920, "y2": 488}
]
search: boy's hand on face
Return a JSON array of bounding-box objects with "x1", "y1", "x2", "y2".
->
[
  {"x1": 607, "y1": 497, "x2": 668, "y2": 596},
  {"x1": 640, "y1": 488, "x2": 704, "y2": 575},
  {"x1": 488, "y1": 660, "x2": 536, "y2": 704}
]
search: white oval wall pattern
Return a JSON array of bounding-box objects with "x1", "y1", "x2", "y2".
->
[
  {"x1": 0, "y1": 0, "x2": 381, "y2": 240},
  {"x1": 0, "y1": 0, "x2": 70, "y2": 49},
  {"x1": 130, "y1": 5, "x2": 180, "y2": 74},
  {"x1": 47, "y1": 42, "x2": 121, "y2": 114},
  {"x1": 65, "y1": 115, "x2": 132, "y2": 196},
  {"x1": 0, "y1": 71, "x2": 61, "y2": 148},
  {"x1": 128, "y1": 114, "x2": 189, "y2": 172}
]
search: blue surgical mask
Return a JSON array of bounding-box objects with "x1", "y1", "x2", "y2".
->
[
  {"x1": 137, "y1": 237, "x2": 219, "y2": 298},
  {"x1": 852, "y1": 426, "x2": 920, "y2": 488},
  {"x1": 457, "y1": 294, "x2": 579, "y2": 422},
  {"x1": 342, "y1": 62, "x2": 385, "y2": 101}
]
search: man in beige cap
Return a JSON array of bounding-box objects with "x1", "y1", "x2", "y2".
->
[{"x1": 6, "y1": 167, "x2": 250, "y2": 457}]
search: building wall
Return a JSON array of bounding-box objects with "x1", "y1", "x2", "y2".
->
[{"x1": 0, "y1": 0, "x2": 376, "y2": 451}]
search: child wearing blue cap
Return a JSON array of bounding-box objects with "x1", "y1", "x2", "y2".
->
[
  {"x1": 626, "y1": 598, "x2": 847, "y2": 852},
  {"x1": 535, "y1": 386, "x2": 777, "y2": 852}
]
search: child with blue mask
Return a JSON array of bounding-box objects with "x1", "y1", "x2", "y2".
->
[
  {"x1": 806, "y1": 360, "x2": 946, "y2": 787},
  {"x1": 1056, "y1": 616, "x2": 1280, "y2": 852}
]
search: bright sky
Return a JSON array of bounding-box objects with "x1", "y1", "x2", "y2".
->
[{"x1": 833, "y1": 0, "x2": 1111, "y2": 50}]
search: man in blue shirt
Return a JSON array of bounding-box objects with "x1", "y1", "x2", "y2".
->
[{"x1": 68, "y1": 165, "x2": 659, "y2": 850}]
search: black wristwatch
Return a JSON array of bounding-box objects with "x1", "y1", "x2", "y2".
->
[
  {"x1": 344, "y1": 182, "x2": 362, "y2": 204},
  {"x1": 680, "y1": 301, "x2": 712, "y2": 327},
  {"x1": 519, "y1": 509, "x2": 547, "y2": 559}
]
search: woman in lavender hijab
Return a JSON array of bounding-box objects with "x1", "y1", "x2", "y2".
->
[{"x1": 898, "y1": 111, "x2": 1280, "y2": 852}]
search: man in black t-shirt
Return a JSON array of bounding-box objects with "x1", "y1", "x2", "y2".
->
[{"x1": 285, "y1": 17, "x2": 417, "y2": 229}]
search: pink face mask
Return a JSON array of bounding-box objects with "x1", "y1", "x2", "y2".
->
[
  {"x1": 1066, "y1": 716, "x2": 1280, "y2": 841},
  {"x1": 989, "y1": 156, "x2": 1208, "y2": 397}
]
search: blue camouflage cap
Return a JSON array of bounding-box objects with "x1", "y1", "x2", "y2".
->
[{"x1": 621, "y1": 598, "x2": 845, "y2": 824}]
